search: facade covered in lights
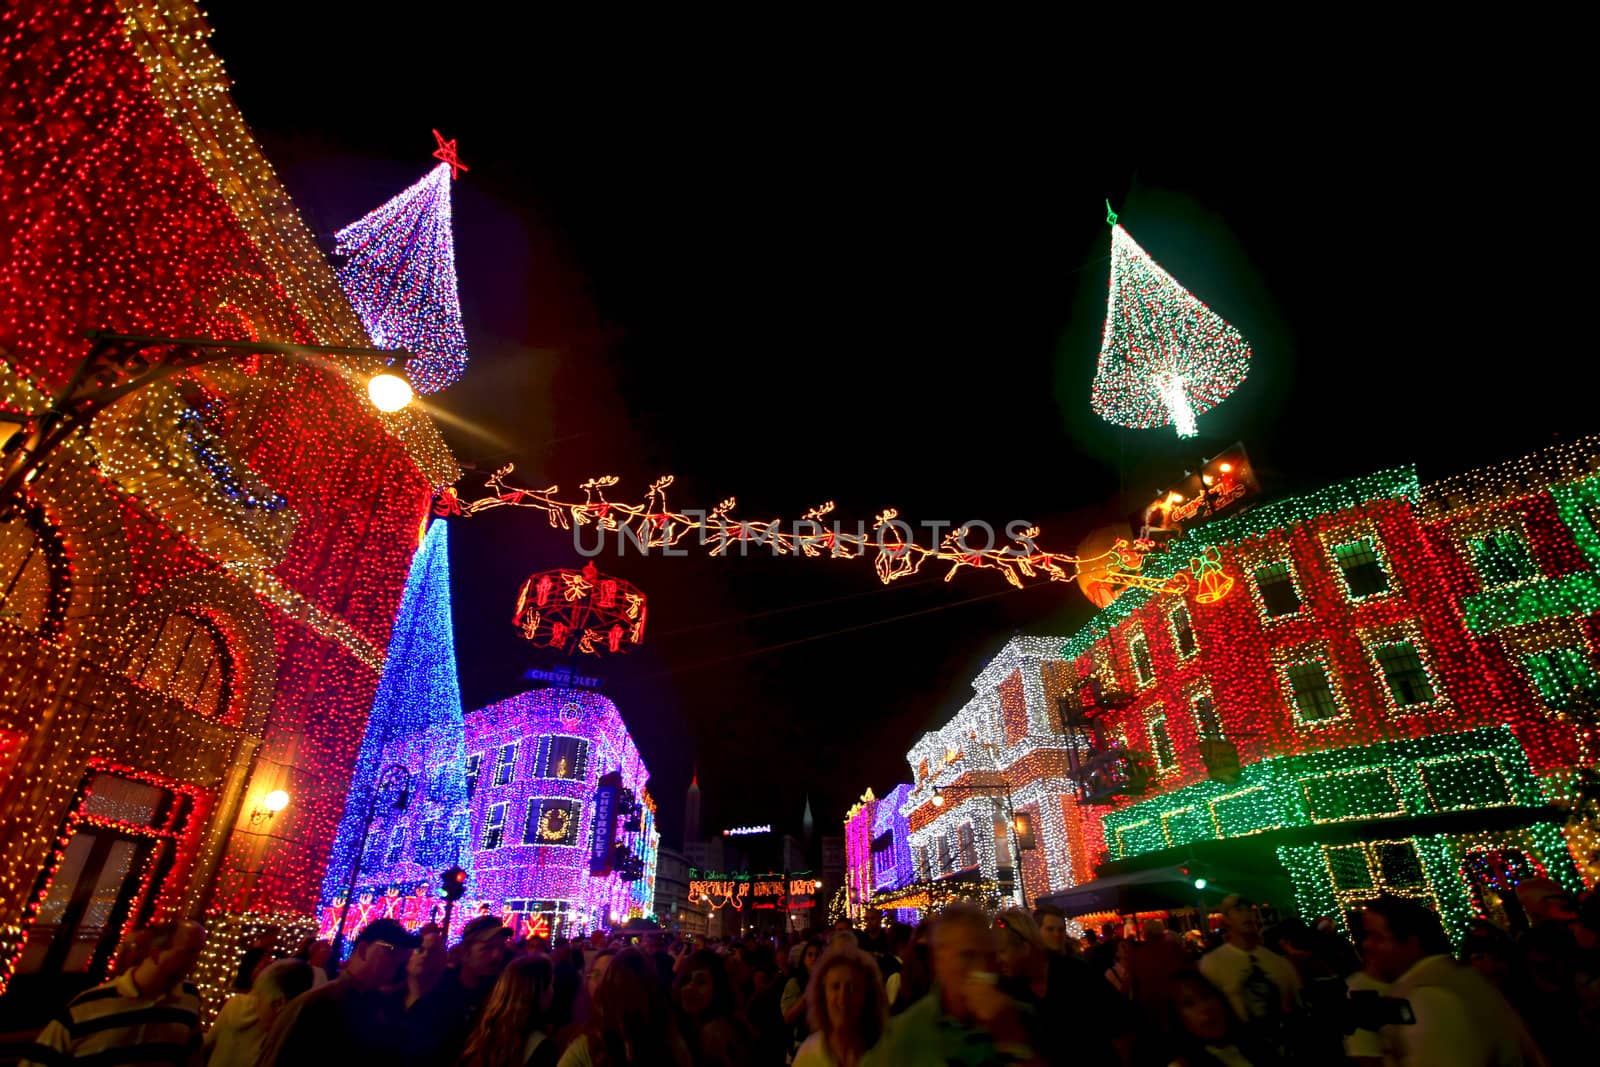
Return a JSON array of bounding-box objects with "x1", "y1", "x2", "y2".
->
[
  {"x1": 892, "y1": 636, "x2": 1077, "y2": 913},
  {"x1": 1048, "y1": 441, "x2": 1600, "y2": 938},
  {"x1": 319, "y1": 685, "x2": 658, "y2": 941},
  {"x1": 0, "y1": 0, "x2": 460, "y2": 1008}
]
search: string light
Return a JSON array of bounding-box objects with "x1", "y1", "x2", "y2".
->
[
  {"x1": 1089, "y1": 212, "x2": 1251, "y2": 438},
  {"x1": 455, "y1": 469, "x2": 1203, "y2": 594},
  {"x1": 335, "y1": 159, "x2": 469, "y2": 395}
]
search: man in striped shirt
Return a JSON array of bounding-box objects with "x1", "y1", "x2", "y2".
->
[{"x1": 21, "y1": 920, "x2": 206, "y2": 1067}]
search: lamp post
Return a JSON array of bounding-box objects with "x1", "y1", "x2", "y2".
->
[
  {"x1": 330, "y1": 763, "x2": 412, "y2": 960},
  {"x1": 1, "y1": 331, "x2": 414, "y2": 515},
  {"x1": 929, "y1": 775, "x2": 1033, "y2": 906}
]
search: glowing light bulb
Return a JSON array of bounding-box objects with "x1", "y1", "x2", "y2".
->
[
  {"x1": 264, "y1": 789, "x2": 290, "y2": 813},
  {"x1": 367, "y1": 372, "x2": 414, "y2": 412},
  {"x1": 1219, "y1": 462, "x2": 1234, "y2": 473},
  {"x1": 931, "y1": 793, "x2": 945, "y2": 808}
]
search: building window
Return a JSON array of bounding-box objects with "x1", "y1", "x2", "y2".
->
[
  {"x1": 1169, "y1": 602, "x2": 1198, "y2": 658},
  {"x1": 1373, "y1": 640, "x2": 1437, "y2": 707},
  {"x1": 1191, "y1": 690, "x2": 1222, "y2": 738},
  {"x1": 525, "y1": 798, "x2": 581, "y2": 846},
  {"x1": 1333, "y1": 538, "x2": 1390, "y2": 599},
  {"x1": 384, "y1": 822, "x2": 408, "y2": 866},
  {"x1": 493, "y1": 743, "x2": 518, "y2": 787},
  {"x1": 412, "y1": 819, "x2": 439, "y2": 863},
  {"x1": 1284, "y1": 658, "x2": 1341, "y2": 722},
  {"x1": 1149, "y1": 714, "x2": 1177, "y2": 771},
  {"x1": 937, "y1": 834, "x2": 954, "y2": 875},
  {"x1": 483, "y1": 802, "x2": 507, "y2": 850},
  {"x1": 0, "y1": 513, "x2": 55, "y2": 633},
  {"x1": 1524, "y1": 646, "x2": 1600, "y2": 711},
  {"x1": 538, "y1": 737, "x2": 588, "y2": 780},
  {"x1": 465, "y1": 754, "x2": 482, "y2": 798},
  {"x1": 956, "y1": 823, "x2": 977, "y2": 870},
  {"x1": 1253, "y1": 561, "x2": 1301, "y2": 618},
  {"x1": 130, "y1": 611, "x2": 230, "y2": 718},
  {"x1": 1471, "y1": 529, "x2": 1540, "y2": 588},
  {"x1": 1128, "y1": 630, "x2": 1155, "y2": 686}
]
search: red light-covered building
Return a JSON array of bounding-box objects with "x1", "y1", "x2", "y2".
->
[
  {"x1": 0, "y1": 0, "x2": 456, "y2": 1007},
  {"x1": 1047, "y1": 449, "x2": 1598, "y2": 936}
]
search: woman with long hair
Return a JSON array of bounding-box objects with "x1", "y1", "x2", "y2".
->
[
  {"x1": 557, "y1": 947, "x2": 690, "y2": 1067},
  {"x1": 1152, "y1": 969, "x2": 1282, "y2": 1067},
  {"x1": 673, "y1": 948, "x2": 754, "y2": 1067},
  {"x1": 781, "y1": 939, "x2": 824, "y2": 1053},
  {"x1": 461, "y1": 954, "x2": 558, "y2": 1067},
  {"x1": 792, "y1": 945, "x2": 887, "y2": 1067}
]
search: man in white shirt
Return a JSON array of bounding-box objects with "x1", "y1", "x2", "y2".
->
[
  {"x1": 1198, "y1": 895, "x2": 1300, "y2": 1030},
  {"x1": 1358, "y1": 895, "x2": 1546, "y2": 1067}
]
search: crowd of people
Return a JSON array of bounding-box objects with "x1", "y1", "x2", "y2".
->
[{"x1": 15, "y1": 879, "x2": 1600, "y2": 1066}]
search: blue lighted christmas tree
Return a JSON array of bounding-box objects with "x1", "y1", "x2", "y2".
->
[
  {"x1": 320, "y1": 519, "x2": 471, "y2": 930},
  {"x1": 335, "y1": 131, "x2": 470, "y2": 394}
]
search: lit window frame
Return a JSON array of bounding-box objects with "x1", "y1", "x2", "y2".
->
[
  {"x1": 1325, "y1": 531, "x2": 1396, "y2": 603},
  {"x1": 1360, "y1": 622, "x2": 1448, "y2": 714},
  {"x1": 1246, "y1": 553, "x2": 1305, "y2": 622},
  {"x1": 1127, "y1": 626, "x2": 1157, "y2": 689},
  {"x1": 1274, "y1": 644, "x2": 1348, "y2": 727},
  {"x1": 1167, "y1": 600, "x2": 1199, "y2": 660}
]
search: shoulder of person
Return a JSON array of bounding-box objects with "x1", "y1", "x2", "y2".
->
[{"x1": 792, "y1": 1031, "x2": 830, "y2": 1066}]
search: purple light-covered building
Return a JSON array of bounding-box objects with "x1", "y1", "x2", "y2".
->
[
  {"x1": 872, "y1": 783, "x2": 915, "y2": 894},
  {"x1": 463, "y1": 688, "x2": 657, "y2": 939}
]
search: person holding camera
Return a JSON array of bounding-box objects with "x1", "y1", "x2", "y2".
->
[{"x1": 1358, "y1": 896, "x2": 1546, "y2": 1066}]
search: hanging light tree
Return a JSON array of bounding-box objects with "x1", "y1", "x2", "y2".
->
[
  {"x1": 334, "y1": 131, "x2": 471, "y2": 396},
  {"x1": 1089, "y1": 203, "x2": 1251, "y2": 438}
]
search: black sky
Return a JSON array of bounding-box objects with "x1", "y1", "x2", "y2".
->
[{"x1": 210, "y1": 14, "x2": 1595, "y2": 848}]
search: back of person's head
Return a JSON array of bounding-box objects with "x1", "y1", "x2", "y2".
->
[
  {"x1": 1033, "y1": 903, "x2": 1065, "y2": 925},
  {"x1": 594, "y1": 948, "x2": 679, "y2": 1066},
  {"x1": 461, "y1": 955, "x2": 555, "y2": 1067},
  {"x1": 931, "y1": 901, "x2": 990, "y2": 947},
  {"x1": 1366, "y1": 895, "x2": 1452, "y2": 956},
  {"x1": 828, "y1": 928, "x2": 859, "y2": 950},
  {"x1": 994, "y1": 908, "x2": 1047, "y2": 953},
  {"x1": 805, "y1": 945, "x2": 887, "y2": 1046},
  {"x1": 254, "y1": 959, "x2": 314, "y2": 1007},
  {"x1": 887, "y1": 922, "x2": 913, "y2": 951},
  {"x1": 745, "y1": 943, "x2": 777, "y2": 978}
]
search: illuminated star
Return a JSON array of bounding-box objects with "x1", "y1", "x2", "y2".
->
[{"x1": 431, "y1": 129, "x2": 468, "y2": 180}]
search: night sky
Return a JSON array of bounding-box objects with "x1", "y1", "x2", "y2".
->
[{"x1": 211, "y1": 13, "x2": 1595, "y2": 849}]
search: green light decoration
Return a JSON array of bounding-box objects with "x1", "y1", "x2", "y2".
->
[
  {"x1": 1061, "y1": 468, "x2": 1420, "y2": 660},
  {"x1": 1277, "y1": 821, "x2": 1579, "y2": 943},
  {"x1": 1461, "y1": 474, "x2": 1600, "y2": 633},
  {"x1": 1089, "y1": 207, "x2": 1252, "y2": 439},
  {"x1": 1098, "y1": 727, "x2": 1549, "y2": 861}
]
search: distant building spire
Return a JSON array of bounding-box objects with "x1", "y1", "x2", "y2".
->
[
  {"x1": 802, "y1": 793, "x2": 815, "y2": 844},
  {"x1": 684, "y1": 765, "x2": 702, "y2": 850}
]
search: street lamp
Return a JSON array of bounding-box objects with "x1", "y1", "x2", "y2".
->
[
  {"x1": 927, "y1": 774, "x2": 1034, "y2": 905},
  {"x1": 367, "y1": 371, "x2": 414, "y2": 412},
  {"x1": 1, "y1": 331, "x2": 415, "y2": 513},
  {"x1": 330, "y1": 763, "x2": 412, "y2": 959}
]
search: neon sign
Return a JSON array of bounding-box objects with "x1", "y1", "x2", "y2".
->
[{"x1": 723, "y1": 824, "x2": 771, "y2": 836}]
